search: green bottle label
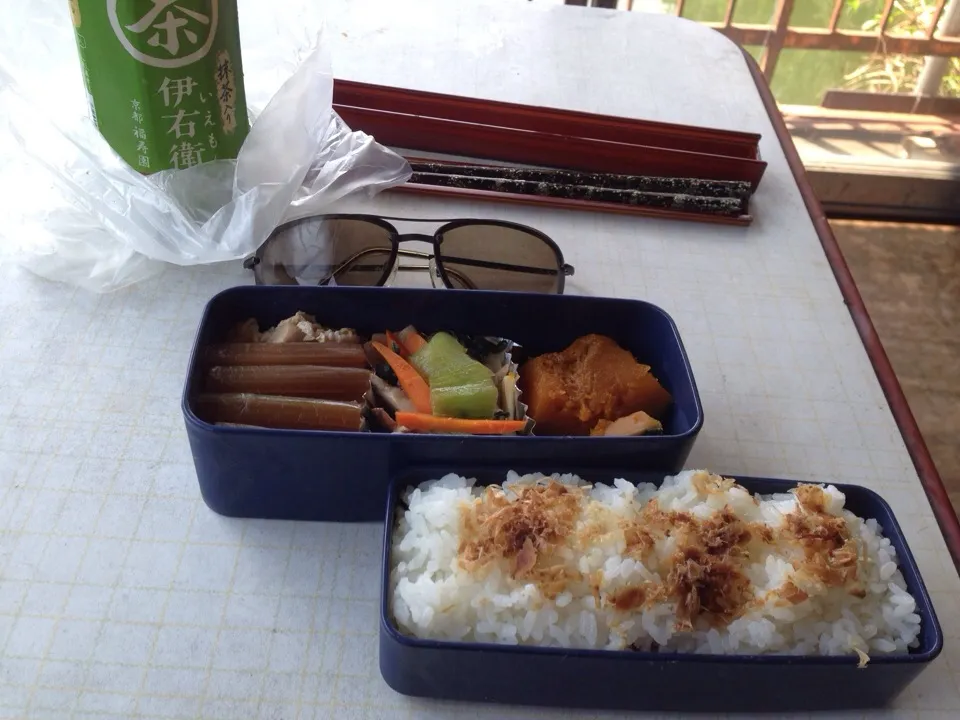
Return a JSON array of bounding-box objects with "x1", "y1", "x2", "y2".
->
[{"x1": 71, "y1": 1, "x2": 250, "y2": 173}]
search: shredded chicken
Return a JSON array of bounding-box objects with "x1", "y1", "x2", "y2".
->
[
  {"x1": 794, "y1": 484, "x2": 829, "y2": 513},
  {"x1": 785, "y1": 485, "x2": 861, "y2": 591},
  {"x1": 775, "y1": 580, "x2": 809, "y2": 605},
  {"x1": 229, "y1": 318, "x2": 261, "y2": 343},
  {"x1": 228, "y1": 311, "x2": 359, "y2": 344},
  {"x1": 456, "y1": 477, "x2": 866, "y2": 632},
  {"x1": 458, "y1": 482, "x2": 583, "y2": 598},
  {"x1": 663, "y1": 507, "x2": 757, "y2": 629},
  {"x1": 262, "y1": 314, "x2": 308, "y2": 343},
  {"x1": 618, "y1": 497, "x2": 770, "y2": 616},
  {"x1": 514, "y1": 537, "x2": 538, "y2": 577},
  {"x1": 608, "y1": 583, "x2": 666, "y2": 612},
  {"x1": 691, "y1": 471, "x2": 741, "y2": 496}
]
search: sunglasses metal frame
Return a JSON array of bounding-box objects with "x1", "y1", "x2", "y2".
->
[{"x1": 245, "y1": 214, "x2": 576, "y2": 294}]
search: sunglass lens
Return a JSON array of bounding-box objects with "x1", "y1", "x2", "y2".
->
[
  {"x1": 436, "y1": 224, "x2": 563, "y2": 293},
  {"x1": 253, "y1": 218, "x2": 394, "y2": 286}
]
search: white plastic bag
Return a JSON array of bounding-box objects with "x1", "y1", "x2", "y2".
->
[{"x1": 0, "y1": 0, "x2": 412, "y2": 293}]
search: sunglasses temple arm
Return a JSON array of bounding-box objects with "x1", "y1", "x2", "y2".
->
[
  {"x1": 442, "y1": 266, "x2": 478, "y2": 290},
  {"x1": 439, "y1": 255, "x2": 570, "y2": 277},
  {"x1": 321, "y1": 246, "x2": 403, "y2": 284}
]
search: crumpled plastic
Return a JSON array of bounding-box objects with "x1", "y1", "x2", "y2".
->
[{"x1": 0, "y1": 0, "x2": 412, "y2": 292}]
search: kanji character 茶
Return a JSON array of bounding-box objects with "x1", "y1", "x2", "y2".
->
[{"x1": 126, "y1": 1, "x2": 211, "y2": 58}]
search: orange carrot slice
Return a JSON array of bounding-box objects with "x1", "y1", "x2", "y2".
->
[
  {"x1": 395, "y1": 412, "x2": 526, "y2": 435},
  {"x1": 371, "y1": 341, "x2": 432, "y2": 414},
  {"x1": 398, "y1": 326, "x2": 427, "y2": 354},
  {"x1": 385, "y1": 330, "x2": 407, "y2": 357}
]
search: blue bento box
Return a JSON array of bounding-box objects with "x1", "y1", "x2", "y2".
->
[
  {"x1": 181, "y1": 286, "x2": 703, "y2": 522},
  {"x1": 379, "y1": 466, "x2": 943, "y2": 713}
]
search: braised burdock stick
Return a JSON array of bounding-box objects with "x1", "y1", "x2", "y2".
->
[
  {"x1": 205, "y1": 365, "x2": 371, "y2": 402},
  {"x1": 195, "y1": 394, "x2": 364, "y2": 431},
  {"x1": 202, "y1": 343, "x2": 369, "y2": 368}
]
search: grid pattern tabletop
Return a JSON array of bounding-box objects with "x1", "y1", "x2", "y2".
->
[{"x1": 1, "y1": 1, "x2": 959, "y2": 718}]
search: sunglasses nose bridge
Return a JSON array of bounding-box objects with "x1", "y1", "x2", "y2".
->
[{"x1": 395, "y1": 232, "x2": 436, "y2": 244}]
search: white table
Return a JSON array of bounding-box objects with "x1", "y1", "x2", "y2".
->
[{"x1": 2, "y1": 1, "x2": 959, "y2": 718}]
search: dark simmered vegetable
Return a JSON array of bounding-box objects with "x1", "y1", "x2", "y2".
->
[
  {"x1": 202, "y1": 342, "x2": 368, "y2": 368},
  {"x1": 454, "y1": 333, "x2": 510, "y2": 363},
  {"x1": 371, "y1": 341, "x2": 432, "y2": 414},
  {"x1": 196, "y1": 393, "x2": 363, "y2": 431},
  {"x1": 204, "y1": 365, "x2": 371, "y2": 402},
  {"x1": 371, "y1": 375, "x2": 416, "y2": 414},
  {"x1": 203, "y1": 314, "x2": 531, "y2": 435}
]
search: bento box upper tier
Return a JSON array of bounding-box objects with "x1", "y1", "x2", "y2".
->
[{"x1": 181, "y1": 286, "x2": 703, "y2": 522}]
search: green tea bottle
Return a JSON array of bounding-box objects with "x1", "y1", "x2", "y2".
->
[{"x1": 69, "y1": 1, "x2": 250, "y2": 173}]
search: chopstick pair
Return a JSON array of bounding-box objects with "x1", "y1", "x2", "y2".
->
[
  {"x1": 332, "y1": 79, "x2": 764, "y2": 226},
  {"x1": 407, "y1": 162, "x2": 750, "y2": 219}
]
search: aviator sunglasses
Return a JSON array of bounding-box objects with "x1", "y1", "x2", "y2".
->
[{"x1": 244, "y1": 214, "x2": 575, "y2": 294}]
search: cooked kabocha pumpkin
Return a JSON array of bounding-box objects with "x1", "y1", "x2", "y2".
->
[{"x1": 518, "y1": 334, "x2": 672, "y2": 436}]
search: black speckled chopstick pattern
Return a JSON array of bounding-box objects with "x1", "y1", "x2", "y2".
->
[
  {"x1": 410, "y1": 162, "x2": 752, "y2": 200},
  {"x1": 409, "y1": 171, "x2": 745, "y2": 217}
]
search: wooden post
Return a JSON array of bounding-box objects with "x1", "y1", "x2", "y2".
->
[
  {"x1": 760, "y1": 0, "x2": 795, "y2": 82},
  {"x1": 926, "y1": 1, "x2": 949, "y2": 40},
  {"x1": 877, "y1": 0, "x2": 896, "y2": 33},
  {"x1": 723, "y1": 0, "x2": 738, "y2": 28},
  {"x1": 827, "y1": 0, "x2": 844, "y2": 33}
]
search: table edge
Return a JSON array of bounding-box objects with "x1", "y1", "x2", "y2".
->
[{"x1": 741, "y1": 49, "x2": 960, "y2": 575}]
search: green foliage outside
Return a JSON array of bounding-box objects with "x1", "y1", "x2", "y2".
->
[{"x1": 676, "y1": 0, "x2": 960, "y2": 105}]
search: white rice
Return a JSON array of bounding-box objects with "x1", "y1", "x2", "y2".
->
[{"x1": 388, "y1": 469, "x2": 923, "y2": 658}]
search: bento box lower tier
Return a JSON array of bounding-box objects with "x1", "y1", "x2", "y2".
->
[
  {"x1": 379, "y1": 467, "x2": 942, "y2": 713},
  {"x1": 182, "y1": 286, "x2": 703, "y2": 522}
]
